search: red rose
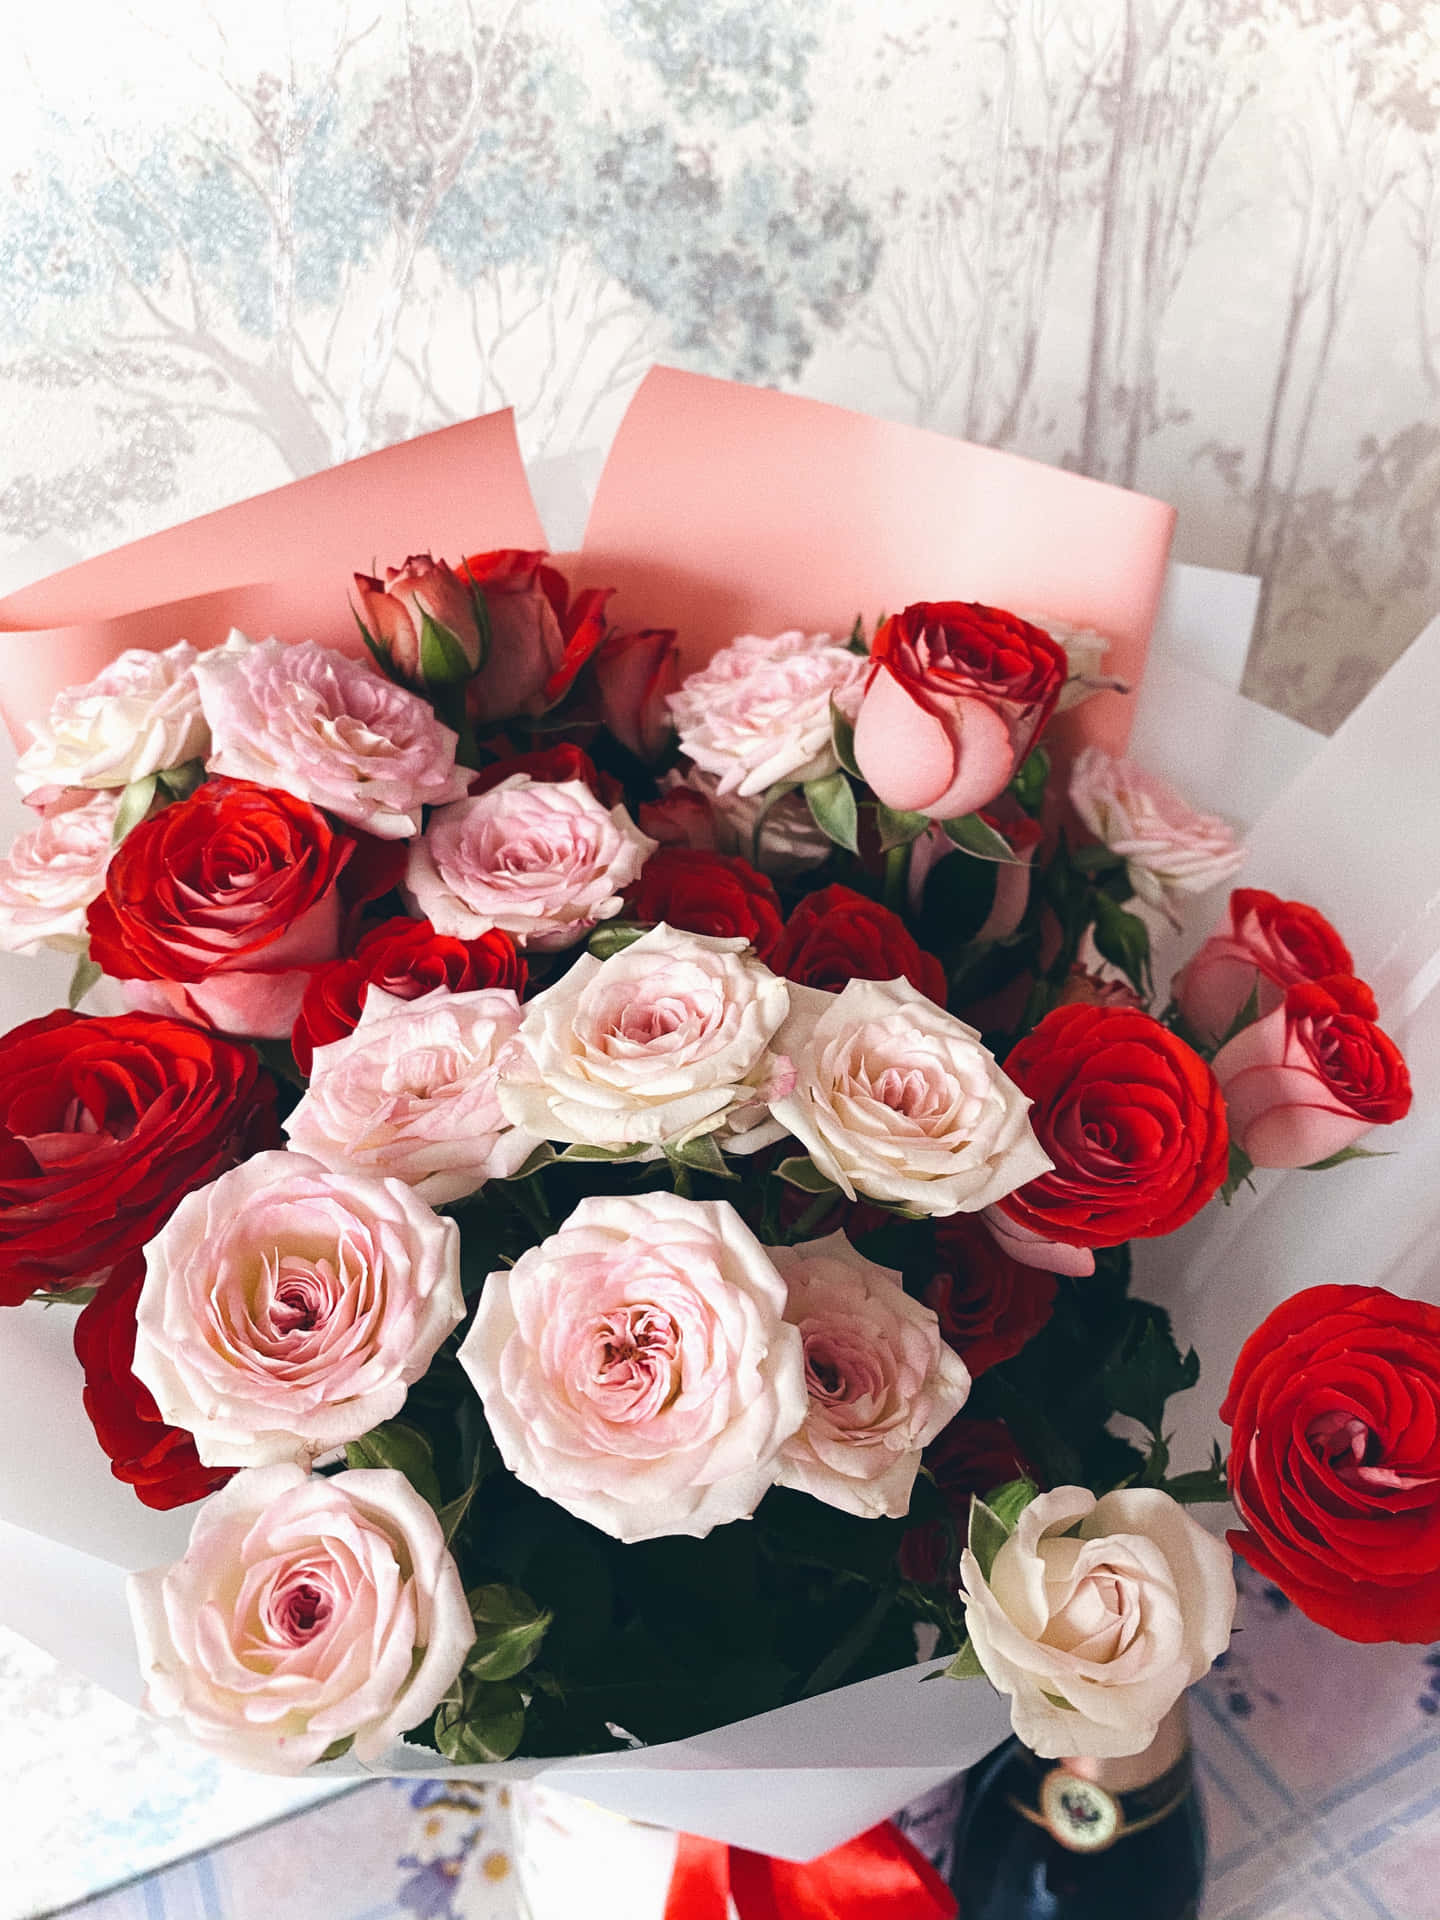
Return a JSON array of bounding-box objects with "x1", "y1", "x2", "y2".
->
[
  {"x1": 0, "y1": 1010, "x2": 278, "y2": 1304},
  {"x1": 1173, "y1": 888, "x2": 1355, "y2": 1047},
  {"x1": 1211, "y1": 973, "x2": 1411, "y2": 1170},
  {"x1": 852, "y1": 602, "x2": 1066, "y2": 821},
  {"x1": 1221, "y1": 1284, "x2": 1440, "y2": 1642},
  {"x1": 86, "y1": 777, "x2": 353, "y2": 1039},
  {"x1": 925, "y1": 1212, "x2": 1057, "y2": 1376},
  {"x1": 291, "y1": 916, "x2": 528, "y2": 1075},
  {"x1": 595, "y1": 626, "x2": 682, "y2": 761},
  {"x1": 468, "y1": 742, "x2": 623, "y2": 809},
  {"x1": 624, "y1": 848, "x2": 784, "y2": 962},
  {"x1": 73, "y1": 1256, "x2": 235, "y2": 1510},
  {"x1": 996, "y1": 1004, "x2": 1229, "y2": 1247},
  {"x1": 462, "y1": 549, "x2": 613, "y2": 725},
  {"x1": 772, "y1": 884, "x2": 947, "y2": 1005},
  {"x1": 638, "y1": 780, "x2": 722, "y2": 852},
  {"x1": 899, "y1": 1417, "x2": 1037, "y2": 1585}
]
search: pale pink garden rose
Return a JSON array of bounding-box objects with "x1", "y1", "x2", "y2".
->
[
  {"x1": 769, "y1": 977, "x2": 1052, "y2": 1217},
  {"x1": 16, "y1": 640, "x2": 209, "y2": 802},
  {"x1": 498, "y1": 925, "x2": 793, "y2": 1157},
  {"x1": 406, "y1": 777, "x2": 656, "y2": 951},
  {"x1": 667, "y1": 629, "x2": 867, "y2": 800},
  {"x1": 1069, "y1": 748, "x2": 1244, "y2": 922},
  {"x1": 132, "y1": 1149, "x2": 463, "y2": 1469},
  {"x1": 129, "y1": 1464, "x2": 474, "y2": 1773},
  {"x1": 0, "y1": 790, "x2": 120, "y2": 954},
  {"x1": 771, "y1": 1232, "x2": 971, "y2": 1520},
  {"x1": 195, "y1": 637, "x2": 471, "y2": 839},
  {"x1": 1019, "y1": 614, "x2": 1128, "y2": 714},
  {"x1": 458, "y1": 1191, "x2": 807, "y2": 1542},
  {"x1": 960, "y1": 1486, "x2": 1235, "y2": 1758},
  {"x1": 284, "y1": 985, "x2": 536, "y2": 1204}
]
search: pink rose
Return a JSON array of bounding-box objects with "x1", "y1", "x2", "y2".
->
[
  {"x1": 980, "y1": 1206, "x2": 1097, "y2": 1279},
  {"x1": 0, "y1": 790, "x2": 120, "y2": 954},
  {"x1": 462, "y1": 549, "x2": 613, "y2": 727},
  {"x1": 668, "y1": 629, "x2": 867, "y2": 799},
  {"x1": 132, "y1": 1149, "x2": 463, "y2": 1468},
  {"x1": 195, "y1": 637, "x2": 471, "y2": 839},
  {"x1": 458, "y1": 1191, "x2": 807, "y2": 1542},
  {"x1": 285, "y1": 985, "x2": 536, "y2": 1203},
  {"x1": 405, "y1": 777, "x2": 656, "y2": 951},
  {"x1": 1172, "y1": 888, "x2": 1355, "y2": 1048},
  {"x1": 595, "y1": 626, "x2": 682, "y2": 761},
  {"x1": 129, "y1": 1464, "x2": 474, "y2": 1772},
  {"x1": 770, "y1": 1232, "x2": 971, "y2": 1519},
  {"x1": 1069, "y1": 748, "x2": 1244, "y2": 920},
  {"x1": 16, "y1": 639, "x2": 209, "y2": 802},
  {"x1": 353, "y1": 554, "x2": 487, "y2": 684},
  {"x1": 1211, "y1": 973, "x2": 1412, "y2": 1170}
]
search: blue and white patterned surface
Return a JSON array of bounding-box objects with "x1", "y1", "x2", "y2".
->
[{"x1": 23, "y1": 1568, "x2": 1440, "y2": 1920}]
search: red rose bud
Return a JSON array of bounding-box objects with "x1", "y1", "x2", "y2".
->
[
  {"x1": 468, "y1": 742, "x2": 623, "y2": 809},
  {"x1": 74, "y1": 1256, "x2": 236, "y2": 1510},
  {"x1": 899, "y1": 1417, "x2": 1038, "y2": 1585},
  {"x1": 86, "y1": 778, "x2": 353, "y2": 1039},
  {"x1": 0, "y1": 1010, "x2": 279, "y2": 1303},
  {"x1": 1212, "y1": 972, "x2": 1411, "y2": 1170},
  {"x1": 352, "y1": 553, "x2": 485, "y2": 686},
  {"x1": 924, "y1": 1212, "x2": 1057, "y2": 1377},
  {"x1": 595, "y1": 626, "x2": 682, "y2": 761},
  {"x1": 624, "y1": 847, "x2": 784, "y2": 963},
  {"x1": 996, "y1": 1003, "x2": 1229, "y2": 1247},
  {"x1": 460, "y1": 549, "x2": 614, "y2": 725},
  {"x1": 638, "y1": 780, "x2": 722, "y2": 852},
  {"x1": 292, "y1": 916, "x2": 527, "y2": 1076},
  {"x1": 773, "y1": 883, "x2": 948, "y2": 1005},
  {"x1": 1222, "y1": 1284, "x2": 1440, "y2": 1642},
  {"x1": 1172, "y1": 888, "x2": 1355, "y2": 1047},
  {"x1": 853, "y1": 601, "x2": 1066, "y2": 821}
]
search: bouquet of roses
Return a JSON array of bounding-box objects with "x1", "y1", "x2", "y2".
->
[{"x1": 0, "y1": 375, "x2": 1428, "y2": 1848}]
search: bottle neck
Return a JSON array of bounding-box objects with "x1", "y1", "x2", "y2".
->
[
  {"x1": 1010, "y1": 1701, "x2": 1194, "y2": 1855},
  {"x1": 1058, "y1": 1700, "x2": 1190, "y2": 1795}
]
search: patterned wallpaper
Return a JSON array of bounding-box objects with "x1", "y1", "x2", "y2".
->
[{"x1": 2, "y1": 0, "x2": 1438, "y2": 731}]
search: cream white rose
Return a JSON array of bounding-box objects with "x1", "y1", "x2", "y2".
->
[
  {"x1": 284, "y1": 985, "x2": 537, "y2": 1203},
  {"x1": 1019, "y1": 614, "x2": 1128, "y2": 713},
  {"x1": 498, "y1": 924, "x2": 792, "y2": 1156},
  {"x1": 0, "y1": 790, "x2": 120, "y2": 954},
  {"x1": 668, "y1": 629, "x2": 867, "y2": 800},
  {"x1": 458, "y1": 1191, "x2": 807, "y2": 1542},
  {"x1": 771, "y1": 1232, "x2": 971, "y2": 1519},
  {"x1": 17, "y1": 640, "x2": 209, "y2": 799},
  {"x1": 769, "y1": 977, "x2": 1051, "y2": 1215},
  {"x1": 960, "y1": 1486, "x2": 1236, "y2": 1759},
  {"x1": 1069, "y1": 748, "x2": 1244, "y2": 918},
  {"x1": 129, "y1": 1464, "x2": 474, "y2": 1773},
  {"x1": 132, "y1": 1150, "x2": 464, "y2": 1469}
]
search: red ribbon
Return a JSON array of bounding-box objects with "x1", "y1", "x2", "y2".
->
[{"x1": 664, "y1": 1821, "x2": 957, "y2": 1920}]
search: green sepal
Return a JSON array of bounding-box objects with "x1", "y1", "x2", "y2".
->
[
  {"x1": 804, "y1": 771, "x2": 860, "y2": 855},
  {"x1": 558, "y1": 1141, "x2": 649, "y2": 1163},
  {"x1": 875, "y1": 803, "x2": 929, "y2": 852},
  {"x1": 983, "y1": 1476, "x2": 1039, "y2": 1532},
  {"x1": 344, "y1": 1420, "x2": 443, "y2": 1511},
  {"x1": 967, "y1": 1495, "x2": 1010, "y2": 1583},
  {"x1": 942, "y1": 813, "x2": 1019, "y2": 864},
  {"x1": 846, "y1": 614, "x2": 868, "y2": 655},
  {"x1": 1301, "y1": 1144, "x2": 1394, "y2": 1171},
  {"x1": 67, "y1": 954, "x2": 102, "y2": 1010},
  {"x1": 1090, "y1": 890, "x2": 1152, "y2": 996},
  {"x1": 830, "y1": 701, "x2": 861, "y2": 779},
  {"x1": 1008, "y1": 746, "x2": 1050, "y2": 816},
  {"x1": 155, "y1": 759, "x2": 206, "y2": 802},
  {"x1": 111, "y1": 773, "x2": 158, "y2": 847},
  {"x1": 665, "y1": 1132, "x2": 735, "y2": 1180},
  {"x1": 419, "y1": 611, "x2": 475, "y2": 688},
  {"x1": 776, "y1": 1155, "x2": 840, "y2": 1195},
  {"x1": 587, "y1": 922, "x2": 648, "y2": 959},
  {"x1": 352, "y1": 606, "x2": 395, "y2": 679},
  {"x1": 503, "y1": 1142, "x2": 557, "y2": 1180},
  {"x1": 941, "y1": 1637, "x2": 987, "y2": 1681}
]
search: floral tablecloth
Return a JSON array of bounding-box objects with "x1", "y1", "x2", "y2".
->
[{"x1": 13, "y1": 1566, "x2": 1439, "y2": 1920}]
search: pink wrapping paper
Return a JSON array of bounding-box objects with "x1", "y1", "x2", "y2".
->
[{"x1": 0, "y1": 367, "x2": 1176, "y2": 755}]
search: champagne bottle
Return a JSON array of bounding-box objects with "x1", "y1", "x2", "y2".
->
[{"x1": 948, "y1": 1702, "x2": 1205, "y2": 1919}]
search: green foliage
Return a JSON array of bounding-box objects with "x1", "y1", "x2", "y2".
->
[
  {"x1": 1090, "y1": 890, "x2": 1152, "y2": 996},
  {"x1": 875, "y1": 803, "x2": 929, "y2": 851},
  {"x1": 1008, "y1": 746, "x2": 1050, "y2": 816},
  {"x1": 434, "y1": 1678, "x2": 526, "y2": 1763},
  {"x1": 830, "y1": 700, "x2": 861, "y2": 778},
  {"x1": 804, "y1": 770, "x2": 860, "y2": 854},
  {"x1": 345, "y1": 1420, "x2": 443, "y2": 1511},
  {"x1": 464, "y1": 1584, "x2": 552, "y2": 1682},
  {"x1": 587, "y1": 921, "x2": 648, "y2": 958},
  {"x1": 941, "y1": 812, "x2": 1017, "y2": 863},
  {"x1": 111, "y1": 773, "x2": 158, "y2": 846},
  {"x1": 1102, "y1": 1314, "x2": 1199, "y2": 1442},
  {"x1": 67, "y1": 954, "x2": 102, "y2": 1010},
  {"x1": 776, "y1": 1155, "x2": 839, "y2": 1194},
  {"x1": 967, "y1": 1497, "x2": 1009, "y2": 1583}
]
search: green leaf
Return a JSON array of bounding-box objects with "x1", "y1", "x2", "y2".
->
[
  {"x1": 967, "y1": 1496, "x2": 1010, "y2": 1583},
  {"x1": 1163, "y1": 1443, "x2": 1230, "y2": 1505},
  {"x1": 433, "y1": 1678, "x2": 525, "y2": 1764},
  {"x1": 436, "y1": 1484, "x2": 478, "y2": 1546},
  {"x1": 1300, "y1": 1144, "x2": 1395, "y2": 1171},
  {"x1": 316, "y1": 1737, "x2": 354, "y2": 1763},
  {"x1": 558, "y1": 1141, "x2": 649, "y2": 1163},
  {"x1": 1102, "y1": 1316, "x2": 1198, "y2": 1439},
  {"x1": 111, "y1": 773, "x2": 158, "y2": 846},
  {"x1": 776, "y1": 1155, "x2": 840, "y2": 1195},
  {"x1": 352, "y1": 606, "x2": 395, "y2": 678},
  {"x1": 942, "y1": 813, "x2": 1020, "y2": 864},
  {"x1": 1071, "y1": 843, "x2": 1126, "y2": 875},
  {"x1": 804, "y1": 771, "x2": 860, "y2": 855},
  {"x1": 155, "y1": 759, "x2": 206, "y2": 802},
  {"x1": 875, "y1": 803, "x2": 930, "y2": 852},
  {"x1": 1009, "y1": 746, "x2": 1050, "y2": 815},
  {"x1": 1219, "y1": 1141, "x2": 1256, "y2": 1203},
  {"x1": 344, "y1": 1420, "x2": 443, "y2": 1511},
  {"x1": 830, "y1": 701, "x2": 861, "y2": 779},
  {"x1": 464, "y1": 1584, "x2": 552, "y2": 1683},
  {"x1": 1090, "y1": 890, "x2": 1152, "y2": 996},
  {"x1": 941, "y1": 1638, "x2": 986, "y2": 1681},
  {"x1": 419, "y1": 611, "x2": 475, "y2": 688},
  {"x1": 984, "y1": 1476, "x2": 1039, "y2": 1531},
  {"x1": 504, "y1": 1141, "x2": 557, "y2": 1179},
  {"x1": 846, "y1": 614, "x2": 868, "y2": 655},
  {"x1": 587, "y1": 921, "x2": 648, "y2": 959},
  {"x1": 67, "y1": 954, "x2": 102, "y2": 1010},
  {"x1": 665, "y1": 1132, "x2": 736, "y2": 1180}
]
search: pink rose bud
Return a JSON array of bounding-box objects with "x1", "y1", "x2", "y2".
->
[
  {"x1": 1212, "y1": 973, "x2": 1412, "y2": 1170},
  {"x1": 1172, "y1": 888, "x2": 1354, "y2": 1047},
  {"x1": 595, "y1": 626, "x2": 682, "y2": 761},
  {"x1": 353, "y1": 553, "x2": 486, "y2": 686}
]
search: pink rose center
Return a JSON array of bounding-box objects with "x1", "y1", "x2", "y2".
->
[
  {"x1": 803, "y1": 1330, "x2": 885, "y2": 1409},
  {"x1": 262, "y1": 1251, "x2": 342, "y2": 1342},
  {"x1": 871, "y1": 1063, "x2": 945, "y2": 1120},
  {"x1": 264, "y1": 1569, "x2": 336, "y2": 1646},
  {"x1": 587, "y1": 1305, "x2": 682, "y2": 1420},
  {"x1": 1306, "y1": 1409, "x2": 1432, "y2": 1491}
]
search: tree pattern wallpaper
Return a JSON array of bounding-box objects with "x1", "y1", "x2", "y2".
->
[{"x1": 2, "y1": 0, "x2": 1437, "y2": 731}]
